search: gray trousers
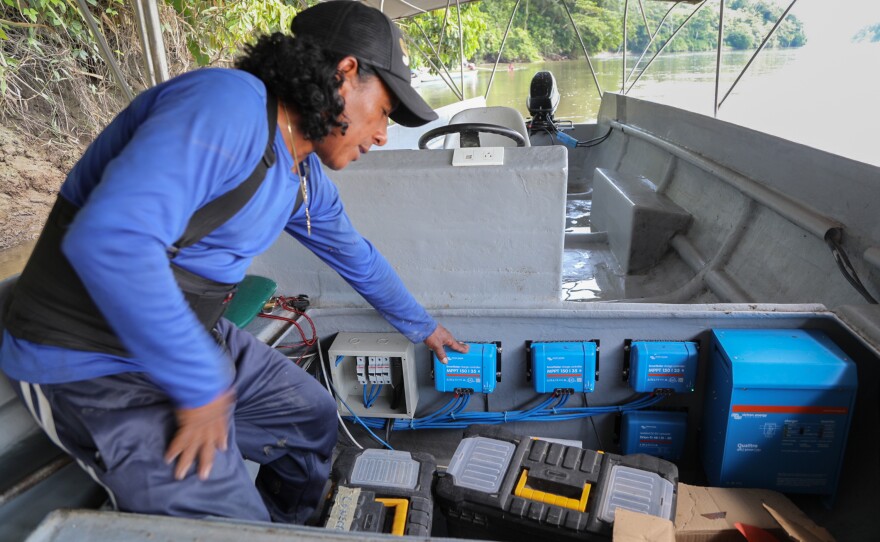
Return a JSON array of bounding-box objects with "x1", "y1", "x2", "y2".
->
[{"x1": 12, "y1": 318, "x2": 337, "y2": 524}]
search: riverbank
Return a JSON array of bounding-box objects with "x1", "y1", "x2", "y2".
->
[
  {"x1": 0, "y1": 241, "x2": 34, "y2": 280},
  {"x1": 0, "y1": 124, "x2": 77, "y2": 278}
]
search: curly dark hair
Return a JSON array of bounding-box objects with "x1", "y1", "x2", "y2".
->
[{"x1": 235, "y1": 33, "x2": 376, "y2": 141}]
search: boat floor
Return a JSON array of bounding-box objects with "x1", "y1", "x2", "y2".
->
[{"x1": 562, "y1": 198, "x2": 704, "y2": 302}]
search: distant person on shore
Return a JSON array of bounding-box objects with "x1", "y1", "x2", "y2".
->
[
  {"x1": 508, "y1": 61, "x2": 515, "y2": 72},
  {"x1": 1, "y1": 0, "x2": 466, "y2": 526}
]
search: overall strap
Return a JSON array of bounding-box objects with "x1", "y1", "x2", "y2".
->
[{"x1": 168, "y1": 92, "x2": 279, "y2": 258}]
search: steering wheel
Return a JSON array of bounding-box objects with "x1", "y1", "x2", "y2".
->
[{"x1": 418, "y1": 122, "x2": 527, "y2": 149}]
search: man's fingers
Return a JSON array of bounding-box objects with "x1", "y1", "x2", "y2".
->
[
  {"x1": 448, "y1": 339, "x2": 469, "y2": 353},
  {"x1": 198, "y1": 443, "x2": 215, "y2": 481},
  {"x1": 432, "y1": 345, "x2": 449, "y2": 364},
  {"x1": 164, "y1": 435, "x2": 185, "y2": 465},
  {"x1": 164, "y1": 391, "x2": 233, "y2": 481},
  {"x1": 174, "y1": 444, "x2": 198, "y2": 481}
]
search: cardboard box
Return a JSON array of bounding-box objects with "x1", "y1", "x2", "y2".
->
[
  {"x1": 614, "y1": 508, "x2": 676, "y2": 542},
  {"x1": 674, "y1": 483, "x2": 834, "y2": 542}
]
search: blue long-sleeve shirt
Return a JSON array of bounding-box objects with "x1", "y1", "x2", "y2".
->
[{"x1": 0, "y1": 68, "x2": 436, "y2": 408}]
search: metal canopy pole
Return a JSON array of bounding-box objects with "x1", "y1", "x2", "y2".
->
[
  {"x1": 405, "y1": 34, "x2": 463, "y2": 100},
  {"x1": 457, "y1": 0, "x2": 464, "y2": 97},
  {"x1": 413, "y1": 22, "x2": 463, "y2": 99},
  {"x1": 626, "y1": 0, "x2": 708, "y2": 94},
  {"x1": 131, "y1": 0, "x2": 155, "y2": 87},
  {"x1": 141, "y1": 0, "x2": 169, "y2": 84},
  {"x1": 624, "y1": 3, "x2": 677, "y2": 88},
  {"x1": 637, "y1": 0, "x2": 650, "y2": 34},
  {"x1": 74, "y1": 0, "x2": 134, "y2": 101},
  {"x1": 437, "y1": 0, "x2": 451, "y2": 55},
  {"x1": 560, "y1": 0, "x2": 602, "y2": 99},
  {"x1": 718, "y1": 0, "x2": 798, "y2": 109},
  {"x1": 484, "y1": 0, "x2": 522, "y2": 100},
  {"x1": 714, "y1": 0, "x2": 725, "y2": 117},
  {"x1": 622, "y1": 0, "x2": 629, "y2": 93}
]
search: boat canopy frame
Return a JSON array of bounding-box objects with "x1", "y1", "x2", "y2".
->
[
  {"x1": 621, "y1": 0, "x2": 801, "y2": 117},
  {"x1": 75, "y1": 0, "x2": 802, "y2": 119}
]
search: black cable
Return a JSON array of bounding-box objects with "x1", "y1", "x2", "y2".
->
[
  {"x1": 576, "y1": 127, "x2": 613, "y2": 148},
  {"x1": 826, "y1": 235, "x2": 878, "y2": 304},
  {"x1": 385, "y1": 418, "x2": 393, "y2": 445},
  {"x1": 528, "y1": 120, "x2": 612, "y2": 148},
  {"x1": 526, "y1": 120, "x2": 559, "y2": 145},
  {"x1": 583, "y1": 393, "x2": 604, "y2": 450}
]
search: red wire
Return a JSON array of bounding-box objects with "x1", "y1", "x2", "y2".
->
[{"x1": 257, "y1": 297, "x2": 318, "y2": 348}]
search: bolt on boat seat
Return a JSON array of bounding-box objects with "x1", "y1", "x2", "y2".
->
[{"x1": 443, "y1": 106, "x2": 531, "y2": 149}]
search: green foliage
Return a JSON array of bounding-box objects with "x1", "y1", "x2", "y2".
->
[
  {"x1": 167, "y1": 0, "x2": 302, "y2": 67},
  {"x1": 403, "y1": 5, "x2": 487, "y2": 70},
  {"x1": 1, "y1": 0, "x2": 125, "y2": 103},
  {"x1": 624, "y1": 0, "x2": 806, "y2": 53},
  {"x1": 404, "y1": 0, "x2": 807, "y2": 63},
  {"x1": 852, "y1": 23, "x2": 880, "y2": 43}
]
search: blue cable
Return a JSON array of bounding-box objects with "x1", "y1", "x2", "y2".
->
[
  {"x1": 351, "y1": 392, "x2": 663, "y2": 431},
  {"x1": 368, "y1": 384, "x2": 383, "y2": 407},
  {"x1": 327, "y1": 376, "x2": 393, "y2": 450},
  {"x1": 362, "y1": 383, "x2": 384, "y2": 408}
]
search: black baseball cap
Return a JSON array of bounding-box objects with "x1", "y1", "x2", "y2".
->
[{"x1": 291, "y1": 1, "x2": 438, "y2": 127}]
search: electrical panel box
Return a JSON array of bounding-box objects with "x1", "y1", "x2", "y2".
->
[
  {"x1": 433, "y1": 342, "x2": 501, "y2": 394},
  {"x1": 620, "y1": 411, "x2": 687, "y2": 461},
  {"x1": 627, "y1": 341, "x2": 698, "y2": 393},
  {"x1": 328, "y1": 332, "x2": 417, "y2": 419},
  {"x1": 529, "y1": 341, "x2": 598, "y2": 393},
  {"x1": 701, "y1": 329, "x2": 857, "y2": 499}
]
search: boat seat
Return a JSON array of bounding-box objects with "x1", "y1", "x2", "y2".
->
[
  {"x1": 590, "y1": 168, "x2": 692, "y2": 274},
  {"x1": 443, "y1": 106, "x2": 531, "y2": 148}
]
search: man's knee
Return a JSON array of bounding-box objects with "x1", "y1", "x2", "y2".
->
[
  {"x1": 300, "y1": 388, "x2": 337, "y2": 458},
  {"x1": 315, "y1": 388, "x2": 337, "y2": 420}
]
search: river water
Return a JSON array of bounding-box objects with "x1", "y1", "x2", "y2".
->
[
  {"x1": 2, "y1": 44, "x2": 876, "y2": 280},
  {"x1": 418, "y1": 42, "x2": 880, "y2": 167}
]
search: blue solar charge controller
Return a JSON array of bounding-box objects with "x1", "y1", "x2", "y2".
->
[
  {"x1": 628, "y1": 341, "x2": 698, "y2": 393},
  {"x1": 434, "y1": 342, "x2": 500, "y2": 394},
  {"x1": 701, "y1": 329, "x2": 857, "y2": 499},
  {"x1": 529, "y1": 341, "x2": 598, "y2": 393},
  {"x1": 620, "y1": 411, "x2": 688, "y2": 461}
]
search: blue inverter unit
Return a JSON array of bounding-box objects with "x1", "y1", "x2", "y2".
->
[
  {"x1": 629, "y1": 341, "x2": 698, "y2": 393},
  {"x1": 530, "y1": 341, "x2": 597, "y2": 393},
  {"x1": 701, "y1": 329, "x2": 857, "y2": 499},
  {"x1": 620, "y1": 411, "x2": 687, "y2": 461},
  {"x1": 434, "y1": 342, "x2": 500, "y2": 394}
]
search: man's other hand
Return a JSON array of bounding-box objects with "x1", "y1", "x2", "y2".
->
[
  {"x1": 425, "y1": 324, "x2": 469, "y2": 364},
  {"x1": 164, "y1": 390, "x2": 234, "y2": 481}
]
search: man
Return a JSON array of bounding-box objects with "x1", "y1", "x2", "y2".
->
[{"x1": 0, "y1": 1, "x2": 466, "y2": 524}]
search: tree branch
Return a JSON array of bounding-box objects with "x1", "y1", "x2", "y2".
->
[{"x1": 0, "y1": 19, "x2": 49, "y2": 29}]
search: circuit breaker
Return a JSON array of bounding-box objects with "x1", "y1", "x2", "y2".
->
[{"x1": 328, "y1": 332, "x2": 417, "y2": 418}]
